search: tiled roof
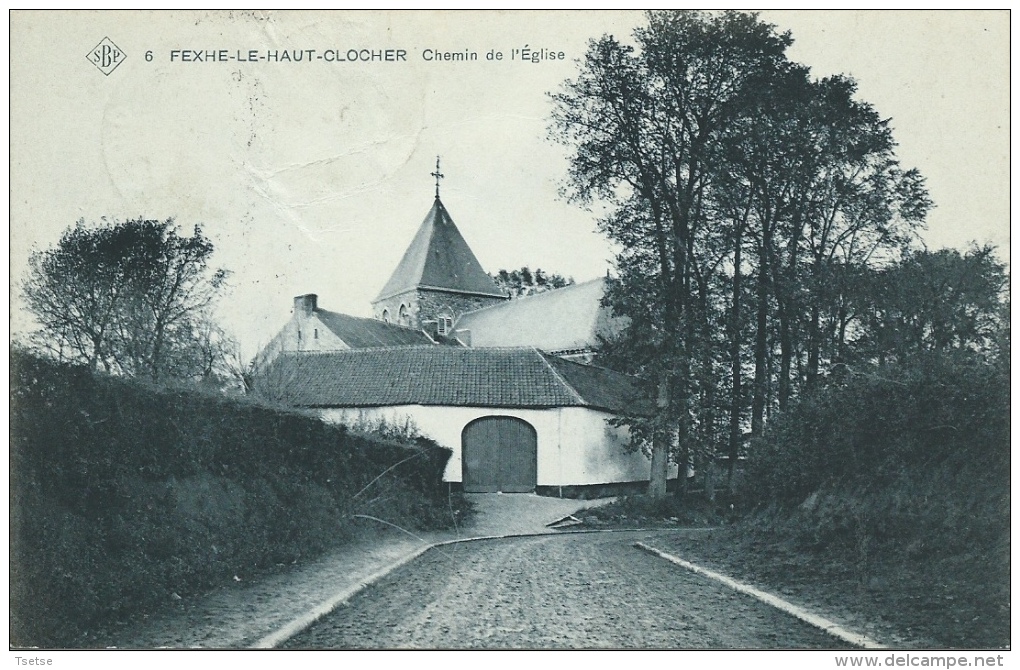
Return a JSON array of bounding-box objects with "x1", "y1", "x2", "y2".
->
[
  {"x1": 373, "y1": 197, "x2": 507, "y2": 302},
  {"x1": 454, "y1": 277, "x2": 626, "y2": 352},
  {"x1": 542, "y1": 355, "x2": 653, "y2": 416},
  {"x1": 257, "y1": 346, "x2": 651, "y2": 415},
  {"x1": 314, "y1": 309, "x2": 434, "y2": 348}
]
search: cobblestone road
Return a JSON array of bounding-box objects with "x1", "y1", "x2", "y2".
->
[{"x1": 284, "y1": 531, "x2": 852, "y2": 649}]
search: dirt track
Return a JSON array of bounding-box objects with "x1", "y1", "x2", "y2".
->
[{"x1": 284, "y1": 530, "x2": 853, "y2": 649}]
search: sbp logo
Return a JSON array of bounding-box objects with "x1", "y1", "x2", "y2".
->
[{"x1": 87, "y1": 37, "x2": 126, "y2": 76}]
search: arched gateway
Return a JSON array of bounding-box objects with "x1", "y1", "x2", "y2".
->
[{"x1": 461, "y1": 416, "x2": 538, "y2": 493}]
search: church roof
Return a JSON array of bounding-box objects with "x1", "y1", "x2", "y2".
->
[
  {"x1": 257, "y1": 346, "x2": 651, "y2": 415},
  {"x1": 373, "y1": 198, "x2": 507, "y2": 302},
  {"x1": 453, "y1": 277, "x2": 626, "y2": 352},
  {"x1": 314, "y1": 309, "x2": 435, "y2": 348}
]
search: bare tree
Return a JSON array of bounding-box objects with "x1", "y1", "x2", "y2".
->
[{"x1": 22, "y1": 218, "x2": 230, "y2": 382}]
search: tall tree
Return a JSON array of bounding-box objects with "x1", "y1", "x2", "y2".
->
[
  {"x1": 796, "y1": 77, "x2": 930, "y2": 391},
  {"x1": 553, "y1": 11, "x2": 933, "y2": 499},
  {"x1": 22, "y1": 218, "x2": 229, "y2": 382},
  {"x1": 551, "y1": 10, "x2": 795, "y2": 498},
  {"x1": 723, "y1": 70, "x2": 930, "y2": 424},
  {"x1": 21, "y1": 222, "x2": 133, "y2": 371}
]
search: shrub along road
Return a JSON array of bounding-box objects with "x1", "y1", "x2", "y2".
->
[{"x1": 283, "y1": 530, "x2": 853, "y2": 649}]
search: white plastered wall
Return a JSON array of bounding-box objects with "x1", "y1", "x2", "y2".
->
[
  {"x1": 318, "y1": 404, "x2": 663, "y2": 487},
  {"x1": 556, "y1": 406, "x2": 663, "y2": 485},
  {"x1": 255, "y1": 310, "x2": 349, "y2": 370}
]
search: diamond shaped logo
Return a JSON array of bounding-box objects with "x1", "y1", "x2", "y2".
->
[{"x1": 86, "y1": 37, "x2": 126, "y2": 76}]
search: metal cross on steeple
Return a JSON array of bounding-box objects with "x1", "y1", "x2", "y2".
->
[{"x1": 430, "y1": 155, "x2": 444, "y2": 199}]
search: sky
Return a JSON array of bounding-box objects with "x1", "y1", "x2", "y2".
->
[{"x1": 9, "y1": 10, "x2": 1010, "y2": 360}]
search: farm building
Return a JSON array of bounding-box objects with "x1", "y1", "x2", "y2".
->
[
  {"x1": 255, "y1": 182, "x2": 671, "y2": 494},
  {"x1": 260, "y1": 346, "x2": 657, "y2": 494}
]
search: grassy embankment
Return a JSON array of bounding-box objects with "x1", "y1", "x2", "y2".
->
[
  {"x1": 10, "y1": 351, "x2": 462, "y2": 648},
  {"x1": 581, "y1": 360, "x2": 1009, "y2": 648}
]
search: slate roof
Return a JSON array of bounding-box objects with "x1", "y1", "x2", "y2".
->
[
  {"x1": 258, "y1": 346, "x2": 652, "y2": 415},
  {"x1": 454, "y1": 277, "x2": 626, "y2": 352},
  {"x1": 314, "y1": 309, "x2": 434, "y2": 348},
  {"x1": 373, "y1": 197, "x2": 507, "y2": 302}
]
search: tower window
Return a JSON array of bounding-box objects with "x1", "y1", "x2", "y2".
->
[
  {"x1": 314, "y1": 328, "x2": 318, "y2": 339},
  {"x1": 437, "y1": 316, "x2": 453, "y2": 336},
  {"x1": 382, "y1": 309, "x2": 390, "y2": 323}
]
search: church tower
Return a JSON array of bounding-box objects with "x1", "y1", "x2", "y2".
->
[{"x1": 371, "y1": 158, "x2": 508, "y2": 336}]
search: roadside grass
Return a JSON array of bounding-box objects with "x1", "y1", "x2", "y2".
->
[
  {"x1": 656, "y1": 510, "x2": 1009, "y2": 649},
  {"x1": 10, "y1": 350, "x2": 462, "y2": 648},
  {"x1": 578, "y1": 491, "x2": 1007, "y2": 649},
  {"x1": 573, "y1": 492, "x2": 728, "y2": 528},
  {"x1": 577, "y1": 360, "x2": 1009, "y2": 649}
]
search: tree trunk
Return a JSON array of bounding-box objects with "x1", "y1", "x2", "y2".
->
[
  {"x1": 728, "y1": 226, "x2": 743, "y2": 490},
  {"x1": 837, "y1": 305, "x2": 849, "y2": 362},
  {"x1": 807, "y1": 302, "x2": 821, "y2": 388},
  {"x1": 775, "y1": 215, "x2": 803, "y2": 412},
  {"x1": 675, "y1": 420, "x2": 689, "y2": 501},
  {"x1": 778, "y1": 312, "x2": 792, "y2": 411},
  {"x1": 648, "y1": 377, "x2": 671, "y2": 499},
  {"x1": 806, "y1": 258, "x2": 824, "y2": 388},
  {"x1": 752, "y1": 242, "x2": 769, "y2": 436}
]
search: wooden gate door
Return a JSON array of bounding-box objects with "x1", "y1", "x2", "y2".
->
[{"x1": 461, "y1": 416, "x2": 537, "y2": 493}]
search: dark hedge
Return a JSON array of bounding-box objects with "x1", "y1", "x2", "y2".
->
[
  {"x1": 736, "y1": 358, "x2": 1009, "y2": 647},
  {"x1": 743, "y1": 357, "x2": 1009, "y2": 556},
  {"x1": 10, "y1": 350, "x2": 453, "y2": 647}
]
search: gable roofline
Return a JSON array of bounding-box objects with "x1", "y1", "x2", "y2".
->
[
  {"x1": 312, "y1": 308, "x2": 438, "y2": 348},
  {"x1": 535, "y1": 350, "x2": 587, "y2": 406},
  {"x1": 537, "y1": 351, "x2": 654, "y2": 417},
  {"x1": 455, "y1": 276, "x2": 608, "y2": 320},
  {"x1": 451, "y1": 276, "x2": 625, "y2": 353}
]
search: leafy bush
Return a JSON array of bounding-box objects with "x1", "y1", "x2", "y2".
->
[
  {"x1": 742, "y1": 358, "x2": 1009, "y2": 557},
  {"x1": 340, "y1": 411, "x2": 422, "y2": 444},
  {"x1": 10, "y1": 350, "x2": 454, "y2": 647},
  {"x1": 726, "y1": 358, "x2": 1010, "y2": 647}
]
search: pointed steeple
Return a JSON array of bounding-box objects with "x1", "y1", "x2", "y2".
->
[{"x1": 374, "y1": 197, "x2": 506, "y2": 302}]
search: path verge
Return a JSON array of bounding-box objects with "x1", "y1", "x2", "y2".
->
[{"x1": 633, "y1": 541, "x2": 885, "y2": 649}]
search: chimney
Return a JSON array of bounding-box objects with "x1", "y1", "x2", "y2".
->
[{"x1": 294, "y1": 294, "x2": 318, "y2": 317}]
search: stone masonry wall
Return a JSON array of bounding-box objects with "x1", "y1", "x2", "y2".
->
[{"x1": 373, "y1": 289, "x2": 506, "y2": 331}]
